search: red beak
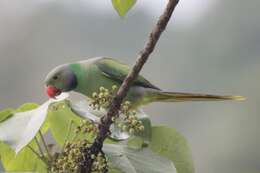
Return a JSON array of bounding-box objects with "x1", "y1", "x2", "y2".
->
[{"x1": 46, "y1": 86, "x2": 61, "y2": 99}]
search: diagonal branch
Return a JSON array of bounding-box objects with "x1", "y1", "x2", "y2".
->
[{"x1": 80, "y1": 0, "x2": 180, "y2": 172}]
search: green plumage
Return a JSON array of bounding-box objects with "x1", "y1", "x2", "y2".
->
[
  {"x1": 45, "y1": 57, "x2": 245, "y2": 109},
  {"x1": 69, "y1": 57, "x2": 161, "y2": 108}
]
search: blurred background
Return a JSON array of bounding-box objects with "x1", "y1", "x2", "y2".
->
[{"x1": 0, "y1": 0, "x2": 259, "y2": 172}]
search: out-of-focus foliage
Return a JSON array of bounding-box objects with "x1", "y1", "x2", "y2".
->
[
  {"x1": 104, "y1": 144, "x2": 176, "y2": 173},
  {"x1": 16, "y1": 103, "x2": 39, "y2": 112},
  {"x1": 0, "y1": 108, "x2": 14, "y2": 123},
  {"x1": 151, "y1": 126, "x2": 195, "y2": 173},
  {"x1": 0, "y1": 141, "x2": 46, "y2": 172}
]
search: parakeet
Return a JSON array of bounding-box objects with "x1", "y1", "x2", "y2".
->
[{"x1": 45, "y1": 57, "x2": 245, "y2": 109}]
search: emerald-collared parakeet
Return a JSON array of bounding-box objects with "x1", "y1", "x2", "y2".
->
[{"x1": 45, "y1": 57, "x2": 244, "y2": 109}]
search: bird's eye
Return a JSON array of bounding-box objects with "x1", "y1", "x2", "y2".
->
[{"x1": 53, "y1": 76, "x2": 58, "y2": 80}]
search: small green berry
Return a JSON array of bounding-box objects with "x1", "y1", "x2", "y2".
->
[
  {"x1": 99, "y1": 86, "x2": 105, "y2": 91},
  {"x1": 125, "y1": 101, "x2": 131, "y2": 105},
  {"x1": 128, "y1": 115, "x2": 135, "y2": 120},
  {"x1": 132, "y1": 119, "x2": 138, "y2": 125},
  {"x1": 129, "y1": 128, "x2": 135, "y2": 134},
  {"x1": 122, "y1": 125, "x2": 128, "y2": 131},
  {"x1": 111, "y1": 117, "x2": 116, "y2": 122},
  {"x1": 112, "y1": 85, "x2": 117, "y2": 90},
  {"x1": 92, "y1": 92, "x2": 98, "y2": 98},
  {"x1": 122, "y1": 105, "x2": 129, "y2": 110},
  {"x1": 104, "y1": 92, "x2": 109, "y2": 97},
  {"x1": 118, "y1": 123, "x2": 123, "y2": 128},
  {"x1": 139, "y1": 125, "x2": 145, "y2": 131},
  {"x1": 99, "y1": 92, "x2": 104, "y2": 98}
]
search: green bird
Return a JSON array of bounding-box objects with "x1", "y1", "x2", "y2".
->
[{"x1": 45, "y1": 57, "x2": 245, "y2": 109}]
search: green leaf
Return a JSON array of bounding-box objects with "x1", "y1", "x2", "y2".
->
[
  {"x1": 0, "y1": 102, "x2": 49, "y2": 153},
  {"x1": 15, "y1": 102, "x2": 51, "y2": 134},
  {"x1": 150, "y1": 126, "x2": 195, "y2": 173},
  {"x1": 40, "y1": 120, "x2": 50, "y2": 134},
  {"x1": 0, "y1": 141, "x2": 46, "y2": 172},
  {"x1": 0, "y1": 103, "x2": 42, "y2": 153},
  {"x1": 104, "y1": 144, "x2": 176, "y2": 173},
  {"x1": 0, "y1": 160, "x2": 4, "y2": 172},
  {"x1": 0, "y1": 99, "x2": 70, "y2": 172},
  {"x1": 0, "y1": 108, "x2": 14, "y2": 123},
  {"x1": 0, "y1": 103, "x2": 48, "y2": 134},
  {"x1": 110, "y1": 167, "x2": 123, "y2": 173},
  {"x1": 133, "y1": 111, "x2": 152, "y2": 142},
  {"x1": 112, "y1": 0, "x2": 136, "y2": 17},
  {"x1": 16, "y1": 102, "x2": 50, "y2": 133},
  {"x1": 0, "y1": 142, "x2": 13, "y2": 168},
  {"x1": 127, "y1": 111, "x2": 152, "y2": 149},
  {"x1": 127, "y1": 137, "x2": 144, "y2": 150},
  {"x1": 0, "y1": 93, "x2": 69, "y2": 153},
  {"x1": 15, "y1": 102, "x2": 50, "y2": 133},
  {"x1": 48, "y1": 100, "x2": 81, "y2": 145},
  {"x1": 16, "y1": 103, "x2": 39, "y2": 112}
]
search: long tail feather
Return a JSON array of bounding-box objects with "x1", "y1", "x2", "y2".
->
[{"x1": 153, "y1": 91, "x2": 245, "y2": 102}]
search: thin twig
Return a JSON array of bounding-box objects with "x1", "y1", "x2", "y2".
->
[
  {"x1": 80, "y1": 0, "x2": 180, "y2": 172},
  {"x1": 61, "y1": 120, "x2": 74, "y2": 151},
  {"x1": 28, "y1": 145, "x2": 48, "y2": 164},
  {"x1": 39, "y1": 131, "x2": 52, "y2": 160},
  {"x1": 35, "y1": 137, "x2": 46, "y2": 159}
]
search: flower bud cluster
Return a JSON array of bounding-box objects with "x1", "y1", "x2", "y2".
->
[
  {"x1": 118, "y1": 101, "x2": 144, "y2": 134},
  {"x1": 91, "y1": 152, "x2": 108, "y2": 173},
  {"x1": 90, "y1": 85, "x2": 118, "y2": 110},
  {"x1": 89, "y1": 85, "x2": 145, "y2": 134},
  {"x1": 49, "y1": 101, "x2": 68, "y2": 111},
  {"x1": 50, "y1": 140, "x2": 90, "y2": 172},
  {"x1": 75, "y1": 119, "x2": 98, "y2": 137},
  {"x1": 50, "y1": 140, "x2": 108, "y2": 173}
]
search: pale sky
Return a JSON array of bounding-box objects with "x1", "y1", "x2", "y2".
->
[
  {"x1": 80, "y1": 0, "x2": 216, "y2": 27},
  {"x1": 0, "y1": 0, "x2": 216, "y2": 28}
]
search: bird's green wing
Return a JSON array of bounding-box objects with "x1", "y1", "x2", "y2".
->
[{"x1": 95, "y1": 58, "x2": 160, "y2": 90}]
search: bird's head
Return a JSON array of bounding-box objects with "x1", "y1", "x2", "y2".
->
[{"x1": 45, "y1": 64, "x2": 77, "y2": 98}]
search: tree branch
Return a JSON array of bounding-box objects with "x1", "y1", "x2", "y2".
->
[{"x1": 80, "y1": 0, "x2": 179, "y2": 172}]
